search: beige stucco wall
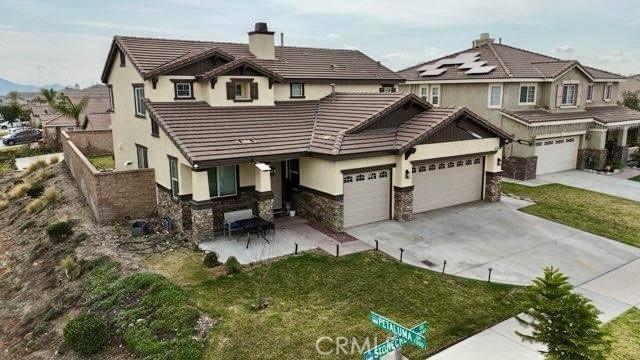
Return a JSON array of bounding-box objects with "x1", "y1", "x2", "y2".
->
[{"x1": 273, "y1": 83, "x2": 386, "y2": 101}]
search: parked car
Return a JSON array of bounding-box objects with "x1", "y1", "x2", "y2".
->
[
  {"x1": 2, "y1": 128, "x2": 42, "y2": 146},
  {"x1": 0, "y1": 119, "x2": 29, "y2": 130}
]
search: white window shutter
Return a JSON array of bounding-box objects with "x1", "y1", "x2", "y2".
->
[{"x1": 555, "y1": 84, "x2": 562, "y2": 107}]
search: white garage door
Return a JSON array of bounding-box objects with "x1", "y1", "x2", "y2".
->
[
  {"x1": 413, "y1": 156, "x2": 484, "y2": 214},
  {"x1": 343, "y1": 169, "x2": 391, "y2": 228},
  {"x1": 534, "y1": 136, "x2": 578, "y2": 175}
]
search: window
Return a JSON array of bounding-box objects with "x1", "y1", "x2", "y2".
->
[
  {"x1": 379, "y1": 171, "x2": 388, "y2": 178},
  {"x1": 428, "y1": 164, "x2": 436, "y2": 171},
  {"x1": 438, "y1": 163, "x2": 446, "y2": 169},
  {"x1": 555, "y1": 139, "x2": 565, "y2": 144},
  {"x1": 133, "y1": 84, "x2": 145, "y2": 117},
  {"x1": 173, "y1": 81, "x2": 194, "y2": 100},
  {"x1": 119, "y1": 50, "x2": 126, "y2": 67},
  {"x1": 107, "y1": 85, "x2": 114, "y2": 111},
  {"x1": 136, "y1": 144, "x2": 148, "y2": 169},
  {"x1": 168, "y1": 157, "x2": 179, "y2": 198},
  {"x1": 561, "y1": 84, "x2": 578, "y2": 106},
  {"x1": 488, "y1": 84, "x2": 503, "y2": 108},
  {"x1": 290, "y1": 83, "x2": 305, "y2": 98},
  {"x1": 412, "y1": 167, "x2": 417, "y2": 173},
  {"x1": 420, "y1": 87, "x2": 428, "y2": 102},
  {"x1": 418, "y1": 165, "x2": 426, "y2": 172},
  {"x1": 604, "y1": 83, "x2": 613, "y2": 101},
  {"x1": 447, "y1": 162, "x2": 455, "y2": 168},
  {"x1": 344, "y1": 176, "x2": 353, "y2": 183},
  {"x1": 368, "y1": 172, "x2": 377, "y2": 180},
  {"x1": 207, "y1": 165, "x2": 237, "y2": 198},
  {"x1": 465, "y1": 159, "x2": 472, "y2": 166},
  {"x1": 355, "y1": 174, "x2": 365, "y2": 182},
  {"x1": 431, "y1": 85, "x2": 440, "y2": 106},
  {"x1": 519, "y1": 84, "x2": 536, "y2": 104},
  {"x1": 150, "y1": 115, "x2": 159, "y2": 137},
  {"x1": 566, "y1": 138, "x2": 575, "y2": 143},
  {"x1": 232, "y1": 80, "x2": 253, "y2": 100},
  {"x1": 456, "y1": 160, "x2": 464, "y2": 167},
  {"x1": 586, "y1": 83, "x2": 594, "y2": 102},
  {"x1": 379, "y1": 84, "x2": 396, "y2": 93},
  {"x1": 474, "y1": 158, "x2": 481, "y2": 164}
]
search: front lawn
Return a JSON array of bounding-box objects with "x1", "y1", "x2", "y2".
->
[
  {"x1": 503, "y1": 183, "x2": 640, "y2": 248},
  {"x1": 147, "y1": 250, "x2": 526, "y2": 359},
  {"x1": 630, "y1": 175, "x2": 640, "y2": 182},
  {"x1": 603, "y1": 307, "x2": 640, "y2": 359},
  {"x1": 88, "y1": 154, "x2": 115, "y2": 170}
]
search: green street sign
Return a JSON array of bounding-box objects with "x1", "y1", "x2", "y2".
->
[
  {"x1": 370, "y1": 312, "x2": 427, "y2": 349},
  {"x1": 363, "y1": 312, "x2": 428, "y2": 360}
]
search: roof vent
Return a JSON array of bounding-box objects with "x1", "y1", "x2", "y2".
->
[{"x1": 473, "y1": 33, "x2": 495, "y2": 48}]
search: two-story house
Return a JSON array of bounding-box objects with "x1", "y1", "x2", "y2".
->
[
  {"x1": 399, "y1": 33, "x2": 640, "y2": 180},
  {"x1": 100, "y1": 23, "x2": 510, "y2": 238}
]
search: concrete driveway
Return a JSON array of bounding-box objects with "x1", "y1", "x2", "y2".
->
[
  {"x1": 510, "y1": 170, "x2": 640, "y2": 202},
  {"x1": 347, "y1": 197, "x2": 640, "y2": 286}
]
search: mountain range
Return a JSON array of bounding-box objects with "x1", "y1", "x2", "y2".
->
[{"x1": 0, "y1": 77, "x2": 66, "y2": 96}]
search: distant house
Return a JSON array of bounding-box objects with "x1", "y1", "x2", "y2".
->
[{"x1": 621, "y1": 75, "x2": 640, "y2": 96}]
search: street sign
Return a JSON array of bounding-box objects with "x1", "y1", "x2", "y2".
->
[{"x1": 363, "y1": 312, "x2": 428, "y2": 360}]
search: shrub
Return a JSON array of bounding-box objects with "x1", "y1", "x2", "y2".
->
[
  {"x1": 203, "y1": 252, "x2": 221, "y2": 268},
  {"x1": 225, "y1": 256, "x2": 241, "y2": 274},
  {"x1": 20, "y1": 220, "x2": 36, "y2": 230},
  {"x1": 34, "y1": 169, "x2": 54, "y2": 182},
  {"x1": 46, "y1": 220, "x2": 73, "y2": 242},
  {"x1": 22, "y1": 159, "x2": 47, "y2": 177},
  {"x1": 63, "y1": 314, "x2": 108, "y2": 355},
  {"x1": 0, "y1": 198, "x2": 8, "y2": 210},
  {"x1": 8, "y1": 182, "x2": 29, "y2": 199},
  {"x1": 60, "y1": 254, "x2": 82, "y2": 280},
  {"x1": 26, "y1": 186, "x2": 59, "y2": 213},
  {"x1": 48, "y1": 155, "x2": 59, "y2": 165},
  {"x1": 26, "y1": 181, "x2": 44, "y2": 198}
]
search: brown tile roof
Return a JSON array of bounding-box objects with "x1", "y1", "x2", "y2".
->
[
  {"x1": 501, "y1": 108, "x2": 593, "y2": 125},
  {"x1": 586, "y1": 105, "x2": 640, "y2": 125},
  {"x1": 399, "y1": 42, "x2": 624, "y2": 82},
  {"x1": 144, "y1": 93, "x2": 510, "y2": 167},
  {"x1": 85, "y1": 113, "x2": 111, "y2": 130},
  {"x1": 102, "y1": 36, "x2": 403, "y2": 83}
]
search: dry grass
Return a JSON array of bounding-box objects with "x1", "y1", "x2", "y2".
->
[
  {"x1": 0, "y1": 198, "x2": 8, "y2": 210},
  {"x1": 34, "y1": 169, "x2": 53, "y2": 183},
  {"x1": 48, "y1": 155, "x2": 60, "y2": 165},
  {"x1": 8, "y1": 182, "x2": 30, "y2": 199},
  {"x1": 26, "y1": 186, "x2": 60, "y2": 213},
  {"x1": 22, "y1": 159, "x2": 48, "y2": 177}
]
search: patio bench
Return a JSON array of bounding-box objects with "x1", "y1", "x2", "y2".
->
[{"x1": 223, "y1": 209, "x2": 255, "y2": 240}]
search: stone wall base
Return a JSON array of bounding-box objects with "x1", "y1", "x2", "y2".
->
[
  {"x1": 255, "y1": 192, "x2": 274, "y2": 222},
  {"x1": 293, "y1": 187, "x2": 343, "y2": 231},
  {"x1": 578, "y1": 149, "x2": 607, "y2": 170},
  {"x1": 393, "y1": 186, "x2": 414, "y2": 222},
  {"x1": 612, "y1": 145, "x2": 629, "y2": 166},
  {"x1": 502, "y1": 156, "x2": 537, "y2": 180},
  {"x1": 484, "y1": 171, "x2": 501, "y2": 202}
]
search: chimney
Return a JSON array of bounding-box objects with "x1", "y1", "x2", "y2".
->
[
  {"x1": 248, "y1": 22, "x2": 275, "y2": 60},
  {"x1": 473, "y1": 33, "x2": 495, "y2": 48}
]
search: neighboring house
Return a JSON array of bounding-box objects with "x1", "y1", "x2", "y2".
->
[
  {"x1": 28, "y1": 103, "x2": 55, "y2": 126},
  {"x1": 0, "y1": 92, "x2": 39, "y2": 105},
  {"x1": 101, "y1": 22, "x2": 510, "y2": 236},
  {"x1": 621, "y1": 74, "x2": 640, "y2": 96},
  {"x1": 399, "y1": 33, "x2": 640, "y2": 179},
  {"x1": 42, "y1": 84, "x2": 112, "y2": 146}
]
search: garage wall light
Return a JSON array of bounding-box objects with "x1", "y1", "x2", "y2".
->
[
  {"x1": 405, "y1": 169, "x2": 410, "y2": 179},
  {"x1": 497, "y1": 158, "x2": 501, "y2": 166}
]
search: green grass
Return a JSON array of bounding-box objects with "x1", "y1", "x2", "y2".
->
[
  {"x1": 503, "y1": 182, "x2": 640, "y2": 248},
  {"x1": 630, "y1": 175, "x2": 640, "y2": 182},
  {"x1": 88, "y1": 154, "x2": 115, "y2": 170},
  {"x1": 85, "y1": 258, "x2": 202, "y2": 359},
  {"x1": 147, "y1": 250, "x2": 526, "y2": 359},
  {"x1": 603, "y1": 307, "x2": 640, "y2": 359}
]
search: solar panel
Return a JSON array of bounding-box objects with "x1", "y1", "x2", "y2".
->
[
  {"x1": 459, "y1": 61, "x2": 487, "y2": 69},
  {"x1": 465, "y1": 65, "x2": 496, "y2": 74},
  {"x1": 418, "y1": 52, "x2": 487, "y2": 77},
  {"x1": 419, "y1": 68, "x2": 447, "y2": 76}
]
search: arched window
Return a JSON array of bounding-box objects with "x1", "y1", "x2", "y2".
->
[
  {"x1": 379, "y1": 171, "x2": 388, "y2": 178},
  {"x1": 474, "y1": 158, "x2": 481, "y2": 164},
  {"x1": 438, "y1": 163, "x2": 446, "y2": 169},
  {"x1": 343, "y1": 176, "x2": 353, "y2": 183},
  {"x1": 456, "y1": 160, "x2": 464, "y2": 167},
  {"x1": 428, "y1": 164, "x2": 436, "y2": 171},
  {"x1": 412, "y1": 167, "x2": 417, "y2": 173},
  {"x1": 418, "y1": 165, "x2": 426, "y2": 172},
  {"x1": 465, "y1": 159, "x2": 472, "y2": 166},
  {"x1": 356, "y1": 174, "x2": 365, "y2": 182},
  {"x1": 368, "y1": 172, "x2": 377, "y2": 180},
  {"x1": 447, "y1": 162, "x2": 455, "y2": 168}
]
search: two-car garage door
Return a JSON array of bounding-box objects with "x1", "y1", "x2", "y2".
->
[
  {"x1": 534, "y1": 136, "x2": 578, "y2": 175},
  {"x1": 413, "y1": 156, "x2": 484, "y2": 213}
]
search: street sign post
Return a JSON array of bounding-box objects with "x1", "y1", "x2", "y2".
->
[{"x1": 363, "y1": 312, "x2": 428, "y2": 360}]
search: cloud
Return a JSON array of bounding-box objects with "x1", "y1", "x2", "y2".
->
[
  {"x1": 0, "y1": 30, "x2": 111, "y2": 87},
  {"x1": 553, "y1": 45, "x2": 575, "y2": 53},
  {"x1": 71, "y1": 20, "x2": 192, "y2": 36},
  {"x1": 270, "y1": 0, "x2": 564, "y2": 27}
]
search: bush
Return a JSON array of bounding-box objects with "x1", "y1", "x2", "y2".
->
[
  {"x1": 225, "y1": 256, "x2": 241, "y2": 274},
  {"x1": 47, "y1": 220, "x2": 73, "y2": 242},
  {"x1": 0, "y1": 198, "x2": 7, "y2": 210},
  {"x1": 20, "y1": 220, "x2": 35, "y2": 230},
  {"x1": 26, "y1": 181, "x2": 44, "y2": 198},
  {"x1": 26, "y1": 186, "x2": 59, "y2": 213},
  {"x1": 63, "y1": 313, "x2": 108, "y2": 355},
  {"x1": 203, "y1": 252, "x2": 221, "y2": 268},
  {"x1": 60, "y1": 254, "x2": 82, "y2": 280},
  {"x1": 48, "y1": 155, "x2": 59, "y2": 165},
  {"x1": 23, "y1": 159, "x2": 47, "y2": 177},
  {"x1": 7, "y1": 182, "x2": 29, "y2": 199},
  {"x1": 34, "y1": 169, "x2": 54, "y2": 182}
]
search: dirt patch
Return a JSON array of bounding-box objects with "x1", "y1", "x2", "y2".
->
[
  {"x1": 306, "y1": 221, "x2": 360, "y2": 243},
  {"x1": 0, "y1": 163, "x2": 191, "y2": 359}
]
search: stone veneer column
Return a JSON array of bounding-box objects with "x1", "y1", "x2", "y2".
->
[
  {"x1": 578, "y1": 149, "x2": 608, "y2": 170},
  {"x1": 612, "y1": 145, "x2": 629, "y2": 165},
  {"x1": 393, "y1": 186, "x2": 414, "y2": 222},
  {"x1": 484, "y1": 171, "x2": 502, "y2": 202},
  {"x1": 292, "y1": 187, "x2": 344, "y2": 231},
  {"x1": 501, "y1": 156, "x2": 537, "y2": 180},
  {"x1": 254, "y1": 191, "x2": 274, "y2": 222}
]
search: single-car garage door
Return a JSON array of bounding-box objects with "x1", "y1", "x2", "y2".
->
[
  {"x1": 413, "y1": 156, "x2": 484, "y2": 214},
  {"x1": 343, "y1": 169, "x2": 391, "y2": 228},
  {"x1": 534, "y1": 136, "x2": 578, "y2": 175}
]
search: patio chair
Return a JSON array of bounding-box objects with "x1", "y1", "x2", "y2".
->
[{"x1": 223, "y1": 209, "x2": 255, "y2": 240}]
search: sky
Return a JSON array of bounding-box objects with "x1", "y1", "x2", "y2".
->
[{"x1": 0, "y1": 0, "x2": 638, "y2": 87}]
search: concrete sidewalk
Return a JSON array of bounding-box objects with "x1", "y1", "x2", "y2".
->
[
  {"x1": 505, "y1": 170, "x2": 640, "y2": 202},
  {"x1": 15, "y1": 152, "x2": 64, "y2": 170},
  {"x1": 429, "y1": 258, "x2": 640, "y2": 359}
]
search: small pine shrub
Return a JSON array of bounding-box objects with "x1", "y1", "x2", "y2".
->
[
  {"x1": 225, "y1": 256, "x2": 241, "y2": 274},
  {"x1": 8, "y1": 182, "x2": 29, "y2": 199},
  {"x1": 26, "y1": 181, "x2": 44, "y2": 198},
  {"x1": 22, "y1": 159, "x2": 47, "y2": 177},
  {"x1": 203, "y1": 252, "x2": 221, "y2": 268},
  {"x1": 63, "y1": 314, "x2": 108, "y2": 355},
  {"x1": 46, "y1": 220, "x2": 73, "y2": 242},
  {"x1": 60, "y1": 254, "x2": 82, "y2": 280},
  {"x1": 26, "y1": 186, "x2": 59, "y2": 213},
  {"x1": 48, "y1": 155, "x2": 60, "y2": 165}
]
